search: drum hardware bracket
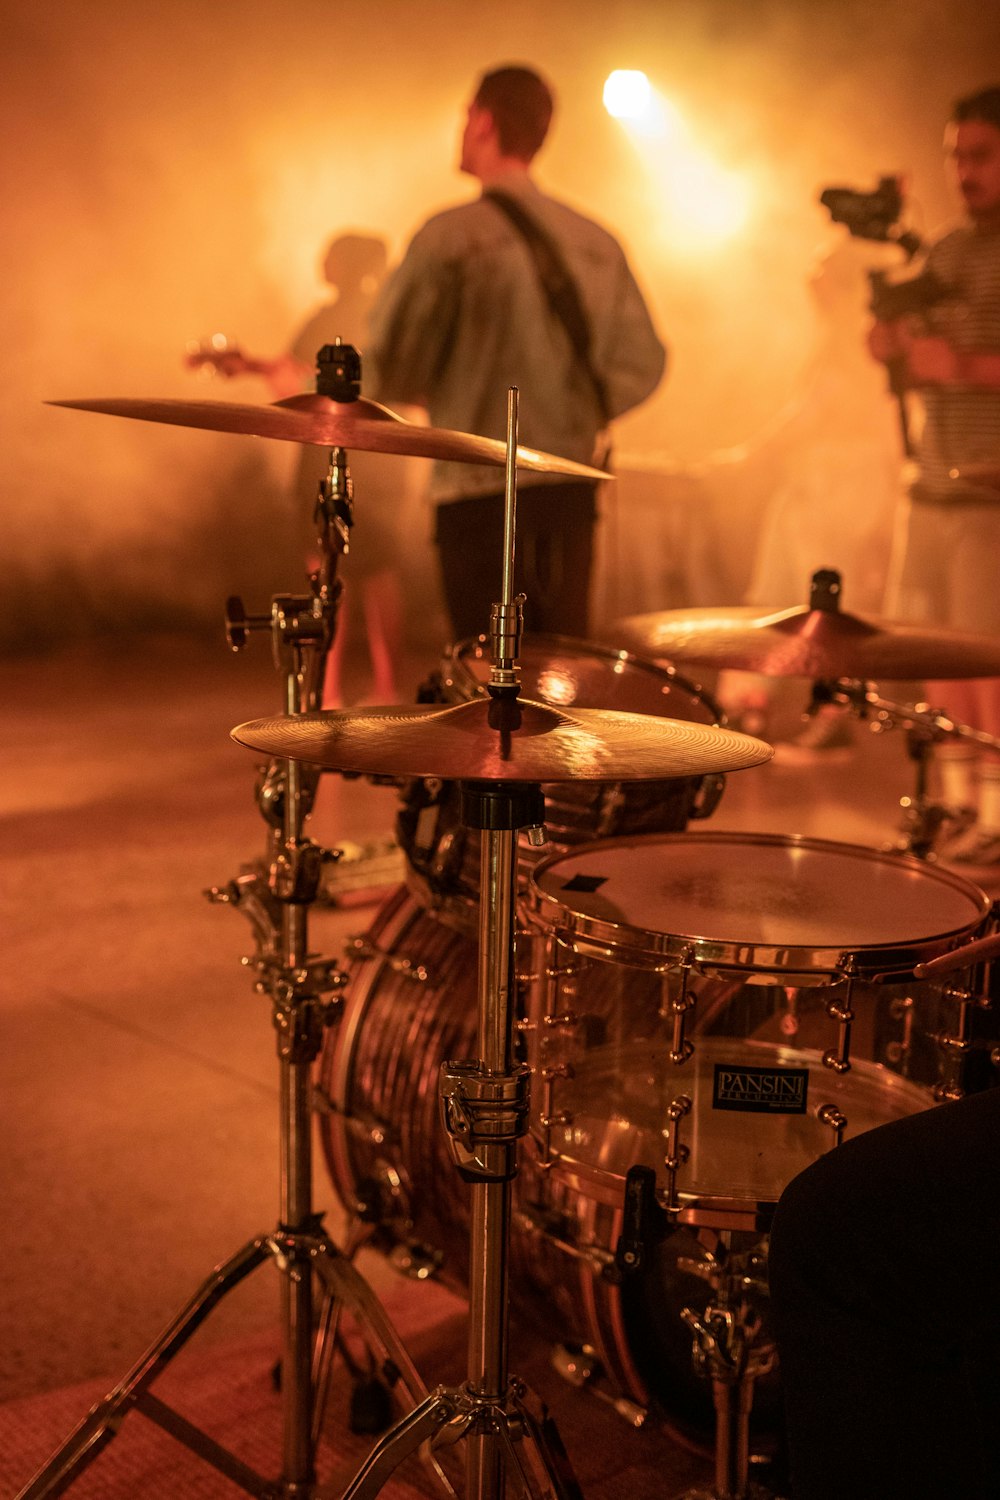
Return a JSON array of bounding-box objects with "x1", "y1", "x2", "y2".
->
[
  {"x1": 345, "y1": 933, "x2": 430, "y2": 984},
  {"x1": 511, "y1": 1198, "x2": 612, "y2": 1271},
  {"x1": 823, "y1": 678, "x2": 1000, "y2": 861},
  {"x1": 690, "y1": 771, "x2": 726, "y2": 822},
  {"x1": 269, "y1": 836, "x2": 330, "y2": 905},
  {"x1": 610, "y1": 1164, "x2": 671, "y2": 1281},
  {"x1": 679, "y1": 1237, "x2": 777, "y2": 1500},
  {"x1": 440, "y1": 1060, "x2": 532, "y2": 1182},
  {"x1": 205, "y1": 865, "x2": 281, "y2": 953},
  {"x1": 549, "y1": 1344, "x2": 647, "y2": 1429},
  {"x1": 309, "y1": 1084, "x2": 398, "y2": 1152}
]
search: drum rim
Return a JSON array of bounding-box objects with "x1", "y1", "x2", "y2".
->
[
  {"x1": 525, "y1": 830, "x2": 992, "y2": 975},
  {"x1": 442, "y1": 631, "x2": 723, "y2": 724}
]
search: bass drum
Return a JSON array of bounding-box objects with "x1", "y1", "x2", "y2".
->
[
  {"x1": 396, "y1": 634, "x2": 725, "y2": 928},
  {"x1": 316, "y1": 885, "x2": 784, "y2": 1447}
]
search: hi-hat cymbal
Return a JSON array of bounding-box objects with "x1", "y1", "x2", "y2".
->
[
  {"x1": 231, "y1": 697, "x2": 771, "y2": 782},
  {"x1": 615, "y1": 604, "x2": 1000, "y2": 680},
  {"x1": 48, "y1": 393, "x2": 610, "y2": 480}
]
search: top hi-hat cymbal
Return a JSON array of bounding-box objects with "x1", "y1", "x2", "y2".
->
[
  {"x1": 230, "y1": 697, "x2": 772, "y2": 782},
  {"x1": 48, "y1": 393, "x2": 611, "y2": 481},
  {"x1": 616, "y1": 604, "x2": 1000, "y2": 681}
]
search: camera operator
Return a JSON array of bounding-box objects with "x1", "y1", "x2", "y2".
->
[{"x1": 870, "y1": 85, "x2": 1000, "y2": 864}]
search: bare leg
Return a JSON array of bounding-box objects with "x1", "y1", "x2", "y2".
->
[{"x1": 361, "y1": 569, "x2": 403, "y2": 703}]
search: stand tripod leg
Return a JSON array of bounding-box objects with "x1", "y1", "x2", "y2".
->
[
  {"x1": 309, "y1": 1236, "x2": 432, "y2": 1406},
  {"x1": 308, "y1": 1236, "x2": 459, "y2": 1498},
  {"x1": 16, "y1": 1236, "x2": 273, "y2": 1500},
  {"x1": 341, "y1": 1388, "x2": 470, "y2": 1500}
]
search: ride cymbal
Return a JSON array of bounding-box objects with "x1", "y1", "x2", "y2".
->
[
  {"x1": 231, "y1": 697, "x2": 772, "y2": 782},
  {"x1": 615, "y1": 604, "x2": 1000, "y2": 680},
  {"x1": 48, "y1": 393, "x2": 611, "y2": 480}
]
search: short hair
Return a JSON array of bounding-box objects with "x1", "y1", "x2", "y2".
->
[
  {"x1": 473, "y1": 66, "x2": 554, "y2": 161},
  {"x1": 952, "y1": 86, "x2": 1000, "y2": 132}
]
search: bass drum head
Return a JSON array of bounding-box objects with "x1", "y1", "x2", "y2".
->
[{"x1": 317, "y1": 884, "x2": 782, "y2": 1452}]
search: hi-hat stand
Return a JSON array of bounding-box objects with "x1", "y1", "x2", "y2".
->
[
  {"x1": 338, "y1": 391, "x2": 583, "y2": 1500},
  {"x1": 17, "y1": 344, "x2": 448, "y2": 1500}
]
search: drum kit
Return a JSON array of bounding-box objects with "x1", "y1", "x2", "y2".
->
[{"x1": 22, "y1": 346, "x2": 1000, "y2": 1500}]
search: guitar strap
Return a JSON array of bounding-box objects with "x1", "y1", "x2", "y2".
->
[{"x1": 484, "y1": 190, "x2": 610, "y2": 426}]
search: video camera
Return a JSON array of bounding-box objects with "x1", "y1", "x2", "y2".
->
[{"x1": 818, "y1": 175, "x2": 946, "y2": 321}]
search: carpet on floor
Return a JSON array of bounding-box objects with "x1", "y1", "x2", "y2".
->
[{"x1": 0, "y1": 1274, "x2": 721, "y2": 1498}]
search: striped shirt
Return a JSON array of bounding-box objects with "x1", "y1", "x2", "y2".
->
[{"x1": 916, "y1": 223, "x2": 1000, "y2": 502}]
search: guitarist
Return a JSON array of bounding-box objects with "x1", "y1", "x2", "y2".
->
[
  {"x1": 186, "y1": 234, "x2": 406, "y2": 707},
  {"x1": 366, "y1": 65, "x2": 667, "y2": 641}
]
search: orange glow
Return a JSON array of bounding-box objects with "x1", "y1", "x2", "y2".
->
[{"x1": 608, "y1": 81, "x2": 751, "y2": 250}]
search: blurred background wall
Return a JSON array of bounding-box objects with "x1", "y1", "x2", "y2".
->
[{"x1": 4, "y1": 0, "x2": 999, "y2": 650}]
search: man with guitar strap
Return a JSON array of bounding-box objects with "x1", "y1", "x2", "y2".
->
[{"x1": 367, "y1": 64, "x2": 666, "y2": 639}]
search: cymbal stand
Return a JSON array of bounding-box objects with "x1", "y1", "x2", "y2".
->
[
  {"x1": 17, "y1": 371, "x2": 444, "y2": 1500},
  {"x1": 816, "y1": 677, "x2": 1000, "y2": 859},
  {"x1": 339, "y1": 390, "x2": 583, "y2": 1500}
]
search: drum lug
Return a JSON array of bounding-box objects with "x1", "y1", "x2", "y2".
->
[
  {"x1": 931, "y1": 982, "x2": 976, "y2": 1100},
  {"x1": 816, "y1": 1102, "x2": 847, "y2": 1147},
  {"x1": 667, "y1": 950, "x2": 698, "y2": 1066},
  {"x1": 662, "y1": 1094, "x2": 693, "y2": 1214},
  {"x1": 884, "y1": 995, "x2": 915, "y2": 1068},
  {"x1": 822, "y1": 962, "x2": 857, "y2": 1073}
]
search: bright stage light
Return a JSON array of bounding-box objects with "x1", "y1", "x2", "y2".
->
[
  {"x1": 603, "y1": 70, "x2": 652, "y2": 122},
  {"x1": 606, "y1": 74, "x2": 751, "y2": 250}
]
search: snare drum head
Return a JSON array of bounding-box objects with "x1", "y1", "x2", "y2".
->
[
  {"x1": 444, "y1": 633, "x2": 720, "y2": 724},
  {"x1": 528, "y1": 831, "x2": 990, "y2": 975}
]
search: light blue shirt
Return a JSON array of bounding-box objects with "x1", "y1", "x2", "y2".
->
[{"x1": 367, "y1": 173, "x2": 667, "y2": 501}]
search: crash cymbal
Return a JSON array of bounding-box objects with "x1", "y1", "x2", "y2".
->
[
  {"x1": 48, "y1": 393, "x2": 610, "y2": 481},
  {"x1": 230, "y1": 696, "x2": 771, "y2": 782},
  {"x1": 615, "y1": 604, "x2": 1000, "y2": 680}
]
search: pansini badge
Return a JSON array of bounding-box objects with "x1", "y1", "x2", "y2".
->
[{"x1": 713, "y1": 1063, "x2": 809, "y2": 1114}]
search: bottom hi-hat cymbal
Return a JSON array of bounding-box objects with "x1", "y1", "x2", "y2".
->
[
  {"x1": 615, "y1": 603, "x2": 1000, "y2": 680},
  {"x1": 231, "y1": 696, "x2": 772, "y2": 782}
]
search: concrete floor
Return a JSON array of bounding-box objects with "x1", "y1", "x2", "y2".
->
[{"x1": 1, "y1": 631, "x2": 992, "y2": 1412}]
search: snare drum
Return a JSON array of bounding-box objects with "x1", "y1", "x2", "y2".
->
[
  {"x1": 317, "y1": 884, "x2": 768, "y2": 1440},
  {"x1": 525, "y1": 831, "x2": 993, "y2": 1231},
  {"x1": 397, "y1": 634, "x2": 724, "y2": 926}
]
